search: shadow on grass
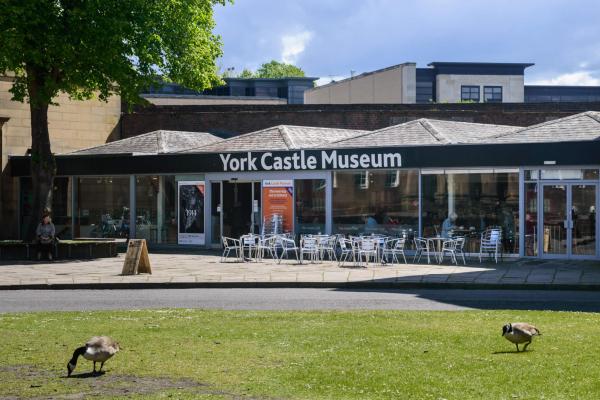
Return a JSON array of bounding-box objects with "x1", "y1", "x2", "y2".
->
[{"x1": 66, "y1": 371, "x2": 106, "y2": 379}]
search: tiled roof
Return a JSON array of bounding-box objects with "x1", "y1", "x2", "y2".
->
[
  {"x1": 182, "y1": 125, "x2": 367, "y2": 153},
  {"x1": 66, "y1": 130, "x2": 222, "y2": 155},
  {"x1": 331, "y1": 119, "x2": 519, "y2": 148},
  {"x1": 482, "y1": 111, "x2": 600, "y2": 143}
]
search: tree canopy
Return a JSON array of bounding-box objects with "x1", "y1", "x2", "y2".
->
[
  {"x1": 0, "y1": 0, "x2": 228, "y2": 239},
  {"x1": 0, "y1": 0, "x2": 228, "y2": 105},
  {"x1": 240, "y1": 60, "x2": 306, "y2": 79}
]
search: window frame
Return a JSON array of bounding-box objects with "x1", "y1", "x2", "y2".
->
[
  {"x1": 484, "y1": 86, "x2": 503, "y2": 103},
  {"x1": 460, "y1": 85, "x2": 480, "y2": 102}
]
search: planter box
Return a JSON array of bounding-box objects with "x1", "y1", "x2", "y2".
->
[
  {"x1": 0, "y1": 241, "x2": 30, "y2": 260},
  {"x1": 0, "y1": 240, "x2": 118, "y2": 260}
]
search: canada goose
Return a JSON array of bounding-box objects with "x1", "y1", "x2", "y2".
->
[
  {"x1": 502, "y1": 323, "x2": 541, "y2": 352},
  {"x1": 67, "y1": 336, "x2": 120, "y2": 376}
]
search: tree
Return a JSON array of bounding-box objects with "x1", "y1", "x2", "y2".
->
[
  {"x1": 253, "y1": 60, "x2": 305, "y2": 78},
  {"x1": 0, "y1": 0, "x2": 228, "y2": 239},
  {"x1": 238, "y1": 68, "x2": 255, "y2": 78}
]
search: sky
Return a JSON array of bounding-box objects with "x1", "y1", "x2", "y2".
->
[{"x1": 213, "y1": 0, "x2": 600, "y2": 86}]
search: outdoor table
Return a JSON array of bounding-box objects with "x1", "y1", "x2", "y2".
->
[
  {"x1": 240, "y1": 235, "x2": 258, "y2": 262},
  {"x1": 426, "y1": 237, "x2": 446, "y2": 263}
]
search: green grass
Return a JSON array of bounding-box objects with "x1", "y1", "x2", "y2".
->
[{"x1": 1, "y1": 309, "x2": 599, "y2": 399}]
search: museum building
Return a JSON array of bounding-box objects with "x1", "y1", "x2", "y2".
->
[{"x1": 9, "y1": 111, "x2": 600, "y2": 260}]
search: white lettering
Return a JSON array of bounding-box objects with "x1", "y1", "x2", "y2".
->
[
  {"x1": 220, "y1": 153, "x2": 231, "y2": 171},
  {"x1": 261, "y1": 153, "x2": 273, "y2": 170},
  {"x1": 229, "y1": 157, "x2": 240, "y2": 171},
  {"x1": 383, "y1": 153, "x2": 402, "y2": 168},
  {"x1": 322, "y1": 150, "x2": 337, "y2": 169},
  {"x1": 306, "y1": 155, "x2": 317, "y2": 169},
  {"x1": 349, "y1": 154, "x2": 360, "y2": 169},
  {"x1": 247, "y1": 152, "x2": 257, "y2": 171}
]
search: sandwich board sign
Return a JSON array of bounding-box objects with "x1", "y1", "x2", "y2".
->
[{"x1": 121, "y1": 239, "x2": 152, "y2": 275}]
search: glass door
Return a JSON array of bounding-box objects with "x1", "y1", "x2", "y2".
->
[
  {"x1": 571, "y1": 184, "x2": 597, "y2": 257},
  {"x1": 541, "y1": 183, "x2": 597, "y2": 258},
  {"x1": 542, "y1": 185, "x2": 567, "y2": 256}
]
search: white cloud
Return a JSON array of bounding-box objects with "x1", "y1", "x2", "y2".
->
[
  {"x1": 281, "y1": 30, "x2": 313, "y2": 64},
  {"x1": 530, "y1": 71, "x2": 600, "y2": 86}
]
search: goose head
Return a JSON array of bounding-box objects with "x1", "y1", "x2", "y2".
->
[
  {"x1": 501, "y1": 323, "x2": 512, "y2": 336},
  {"x1": 67, "y1": 362, "x2": 75, "y2": 377}
]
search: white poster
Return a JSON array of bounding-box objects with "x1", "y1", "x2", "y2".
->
[{"x1": 178, "y1": 181, "x2": 205, "y2": 245}]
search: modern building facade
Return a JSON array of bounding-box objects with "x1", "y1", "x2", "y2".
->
[
  {"x1": 143, "y1": 77, "x2": 318, "y2": 105},
  {"x1": 9, "y1": 112, "x2": 600, "y2": 260},
  {"x1": 305, "y1": 62, "x2": 600, "y2": 105}
]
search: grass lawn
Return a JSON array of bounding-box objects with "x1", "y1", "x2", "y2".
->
[{"x1": 1, "y1": 309, "x2": 599, "y2": 399}]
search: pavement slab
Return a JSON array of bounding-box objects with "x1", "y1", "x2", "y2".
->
[{"x1": 0, "y1": 253, "x2": 598, "y2": 289}]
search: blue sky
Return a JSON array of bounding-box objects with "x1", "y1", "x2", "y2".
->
[{"x1": 213, "y1": 0, "x2": 600, "y2": 85}]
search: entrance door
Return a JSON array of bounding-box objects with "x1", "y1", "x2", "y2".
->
[
  {"x1": 541, "y1": 183, "x2": 597, "y2": 258},
  {"x1": 219, "y1": 181, "x2": 261, "y2": 241}
]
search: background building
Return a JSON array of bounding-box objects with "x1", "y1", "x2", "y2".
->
[
  {"x1": 305, "y1": 61, "x2": 600, "y2": 104},
  {"x1": 143, "y1": 77, "x2": 318, "y2": 105}
]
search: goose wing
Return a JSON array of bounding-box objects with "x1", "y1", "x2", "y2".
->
[
  {"x1": 512, "y1": 323, "x2": 540, "y2": 337},
  {"x1": 86, "y1": 336, "x2": 118, "y2": 350}
]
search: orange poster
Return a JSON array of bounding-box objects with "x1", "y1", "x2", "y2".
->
[{"x1": 262, "y1": 180, "x2": 294, "y2": 234}]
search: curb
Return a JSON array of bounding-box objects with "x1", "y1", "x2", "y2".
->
[{"x1": 1, "y1": 281, "x2": 600, "y2": 291}]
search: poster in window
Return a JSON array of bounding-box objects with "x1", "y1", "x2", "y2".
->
[
  {"x1": 262, "y1": 180, "x2": 294, "y2": 234},
  {"x1": 178, "y1": 181, "x2": 205, "y2": 245}
]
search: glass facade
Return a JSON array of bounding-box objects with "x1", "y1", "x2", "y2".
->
[
  {"x1": 332, "y1": 170, "x2": 419, "y2": 243},
  {"x1": 75, "y1": 176, "x2": 130, "y2": 238},
  {"x1": 17, "y1": 166, "x2": 596, "y2": 259},
  {"x1": 422, "y1": 170, "x2": 520, "y2": 254},
  {"x1": 20, "y1": 177, "x2": 73, "y2": 239},
  {"x1": 295, "y1": 179, "x2": 326, "y2": 235}
]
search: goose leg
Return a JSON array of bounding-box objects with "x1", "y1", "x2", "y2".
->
[
  {"x1": 523, "y1": 341, "x2": 531, "y2": 352},
  {"x1": 515, "y1": 344, "x2": 519, "y2": 352},
  {"x1": 93, "y1": 362, "x2": 96, "y2": 373},
  {"x1": 99, "y1": 362, "x2": 105, "y2": 372}
]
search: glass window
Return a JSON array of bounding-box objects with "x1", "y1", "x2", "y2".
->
[
  {"x1": 20, "y1": 177, "x2": 73, "y2": 239},
  {"x1": 135, "y1": 176, "x2": 159, "y2": 244},
  {"x1": 161, "y1": 176, "x2": 178, "y2": 244},
  {"x1": 76, "y1": 176, "x2": 130, "y2": 239},
  {"x1": 295, "y1": 179, "x2": 326, "y2": 235},
  {"x1": 461, "y1": 85, "x2": 480, "y2": 102},
  {"x1": 333, "y1": 170, "x2": 419, "y2": 244},
  {"x1": 484, "y1": 86, "x2": 502, "y2": 103},
  {"x1": 421, "y1": 171, "x2": 519, "y2": 254},
  {"x1": 540, "y1": 169, "x2": 599, "y2": 180}
]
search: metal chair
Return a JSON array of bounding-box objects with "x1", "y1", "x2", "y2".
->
[
  {"x1": 338, "y1": 237, "x2": 355, "y2": 266},
  {"x1": 479, "y1": 228, "x2": 502, "y2": 263},
  {"x1": 382, "y1": 237, "x2": 407, "y2": 265},
  {"x1": 413, "y1": 237, "x2": 431, "y2": 264},
  {"x1": 221, "y1": 236, "x2": 241, "y2": 262},
  {"x1": 357, "y1": 238, "x2": 377, "y2": 266},
  {"x1": 300, "y1": 236, "x2": 320, "y2": 263},
  {"x1": 318, "y1": 235, "x2": 338, "y2": 261},
  {"x1": 440, "y1": 238, "x2": 458, "y2": 265},
  {"x1": 257, "y1": 235, "x2": 276, "y2": 261},
  {"x1": 276, "y1": 236, "x2": 300, "y2": 264}
]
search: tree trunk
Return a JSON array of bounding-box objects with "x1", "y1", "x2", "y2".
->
[{"x1": 25, "y1": 101, "x2": 56, "y2": 241}]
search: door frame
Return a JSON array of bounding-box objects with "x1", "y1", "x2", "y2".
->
[
  {"x1": 539, "y1": 181, "x2": 598, "y2": 259},
  {"x1": 204, "y1": 171, "x2": 331, "y2": 247}
]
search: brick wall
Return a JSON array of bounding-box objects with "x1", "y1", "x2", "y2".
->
[{"x1": 121, "y1": 102, "x2": 600, "y2": 138}]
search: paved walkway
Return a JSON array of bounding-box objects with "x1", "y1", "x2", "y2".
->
[{"x1": 0, "y1": 253, "x2": 599, "y2": 289}]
